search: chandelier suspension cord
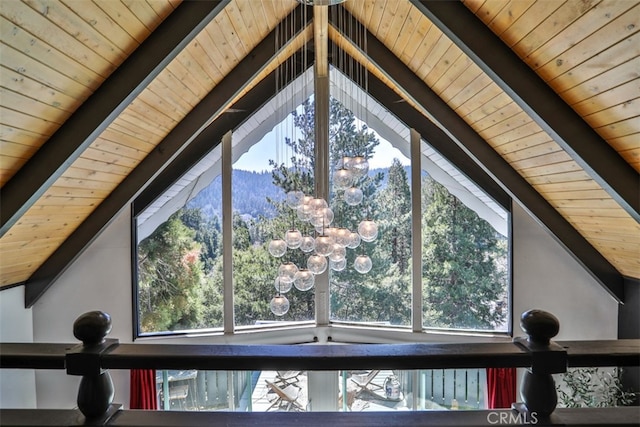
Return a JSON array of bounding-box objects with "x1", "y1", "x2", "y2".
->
[{"x1": 268, "y1": 0, "x2": 377, "y2": 316}]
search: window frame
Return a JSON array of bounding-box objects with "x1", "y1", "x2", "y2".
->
[
  {"x1": 132, "y1": 78, "x2": 513, "y2": 341},
  {"x1": 131, "y1": 139, "x2": 512, "y2": 341}
]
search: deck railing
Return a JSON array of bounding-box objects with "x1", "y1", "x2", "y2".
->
[{"x1": 0, "y1": 309, "x2": 638, "y2": 426}]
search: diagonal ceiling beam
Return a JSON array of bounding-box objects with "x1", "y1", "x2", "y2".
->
[
  {"x1": 23, "y1": 7, "x2": 312, "y2": 308},
  {"x1": 330, "y1": 7, "x2": 623, "y2": 301},
  {"x1": 0, "y1": 0, "x2": 232, "y2": 237},
  {"x1": 411, "y1": 0, "x2": 640, "y2": 223}
]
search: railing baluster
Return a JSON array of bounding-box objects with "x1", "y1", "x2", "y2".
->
[
  {"x1": 430, "y1": 369, "x2": 433, "y2": 402},
  {"x1": 442, "y1": 369, "x2": 446, "y2": 406},
  {"x1": 476, "y1": 369, "x2": 480, "y2": 409},
  {"x1": 464, "y1": 369, "x2": 468, "y2": 406},
  {"x1": 451, "y1": 369, "x2": 456, "y2": 408}
]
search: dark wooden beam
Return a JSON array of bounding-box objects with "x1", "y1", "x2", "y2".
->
[
  {"x1": 411, "y1": 0, "x2": 640, "y2": 223},
  {"x1": 0, "y1": 343, "x2": 69, "y2": 369},
  {"x1": 1, "y1": 338, "x2": 636, "y2": 425},
  {"x1": 330, "y1": 7, "x2": 624, "y2": 302},
  {"x1": 71, "y1": 407, "x2": 640, "y2": 427},
  {"x1": 0, "y1": 0, "x2": 231, "y2": 237},
  {"x1": 104, "y1": 342, "x2": 529, "y2": 371},
  {"x1": 561, "y1": 339, "x2": 640, "y2": 367},
  {"x1": 1, "y1": 338, "x2": 637, "y2": 425},
  {"x1": 2, "y1": 340, "x2": 638, "y2": 371},
  {"x1": 23, "y1": 8, "x2": 312, "y2": 308}
]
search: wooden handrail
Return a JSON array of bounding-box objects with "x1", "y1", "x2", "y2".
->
[
  {"x1": 1, "y1": 310, "x2": 638, "y2": 424},
  {"x1": 561, "y1": 340, "x2": 640, "y2": 367},
  {"x1": 0, "y1": 343, "x2": 71, "y2": 369},
  {"x1": 2, "y1": 340, "x2": 639, "y2": 371}
]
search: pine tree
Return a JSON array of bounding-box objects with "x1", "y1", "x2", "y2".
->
[
  {"x1": 180, "y1": 208, "x2": 221, "y2": 270},
  {"x1": 422, "y1": 178, "x2": 507, "y2": 329},
  {"x1": 377, "y1": 159, "x2": 411, "y2": 274},
  {"x1": 138, "y1": 211, "x2": 206, "y2": 332}
]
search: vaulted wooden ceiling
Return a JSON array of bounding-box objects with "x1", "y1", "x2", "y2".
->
[{"x1": 1, "y1": 0, "x2": 638, "y2": 308}]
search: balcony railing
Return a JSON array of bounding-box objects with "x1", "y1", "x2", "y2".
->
[{"x1": 0, "y1": 309, "x2": 638, "y2": 426}]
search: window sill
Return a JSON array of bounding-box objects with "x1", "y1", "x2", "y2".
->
[{"x1": 135, "y1": 321, "x2": 511, "y2": 345}]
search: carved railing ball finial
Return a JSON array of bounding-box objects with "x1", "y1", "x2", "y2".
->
[
  {"x1": 73, "y1": 311, "x2": 112, "y2": 346},
  {"x1": 71, "y1": 311, "x2": 115, "y2": 420},
  {"x1": 520, "y1": 309, "x2": 559, "y2": 345}
]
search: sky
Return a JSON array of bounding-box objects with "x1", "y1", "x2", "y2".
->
[{"x1": 233, "y1": 123, "x2": 410, "y2": 172}]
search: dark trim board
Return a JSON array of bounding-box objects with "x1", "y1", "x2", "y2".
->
[
  {"x1": 330, "y1": 6, "x2": 624, "y2": 302},
  {"x1": 0, "y1": 0, "x2": 232, "y2": 237},
  {"x1": 22, "y1": 6, "x2": 312, "y2": 308},
  {"x1": 410, "y1": 0, "x2": 640, "y2": 223}
]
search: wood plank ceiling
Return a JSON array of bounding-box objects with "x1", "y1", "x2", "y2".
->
[
  {"x1": 0, "y1": 0, "x2": 638, "y2": 305},
  {"x1": 0, "y1": 0, "x2": 302, "y2": 291}
]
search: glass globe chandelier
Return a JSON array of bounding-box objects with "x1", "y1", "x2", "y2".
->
[
  {"x1": 268, "y1": 238, "x2": 287, "y2": 257},
  {"x1": 267, "y1": 0, "x2": 378, "y2": 317},
  {"x1": 294, "y1": 269, "x2": 315, "y2": 291},
  {"x1": 278, "y1": 262, "x2": 299, "y2": 284},
  {"x1": 274, "y1": 277, "x2": 293, "y2": 294},
  {"x1": 284, "y1": 228, "x2": 303, "y2": 249},
  {"x1": 354, "y1": 254, "x2": 372, "y2": 274},
  {"x1": 270, "y1": 295, "x2": 290, "y2": 317},
  {"x1": 307, "y1": 254, "x2": 328, "y2": 275}
]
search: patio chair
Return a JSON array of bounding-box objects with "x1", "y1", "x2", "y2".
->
[
  {"x1": 275, "y1": 370, "x2": 301, "y2": 387},
  {"x1": 350, "y1": 370, "x2": 382, "y2": 395},
  {"x1": 265, "y1": 380, "x2": 304, "y2": 412}
]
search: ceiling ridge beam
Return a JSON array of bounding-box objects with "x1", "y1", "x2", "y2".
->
[
  {"x1": 410, "y1": 0, "x2": 639, "y2": 223},
  {"x1": 0, "y1": 0, "x2": 232, "y2": 237},
  {"x1": 329, "y1": 7, "x2": 623, "y2": 301},
  {"x1": 22, "y1": 7, "x2": 312, "y2": 308}
]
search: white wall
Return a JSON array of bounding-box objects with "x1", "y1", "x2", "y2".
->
[
  {"x1": 0, "y1": 286, "x2": 36, "y2": 408},
  {"x1": 0, "y1": 201, "x2": 619, "y2": 409},
  {"x1": 511, "y1": 202, "x2": 618, "y2": 340},
  {"x1": 31, "y1": 206, "x2": 134, "y2": 409}
]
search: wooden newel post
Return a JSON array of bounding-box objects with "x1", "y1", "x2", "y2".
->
[
  {"x1": 513, "y1": 309, "x2": 567, "y2": 420},
  {"x1": 66, "y1": 311, "x2": 119, "y2": 420}
]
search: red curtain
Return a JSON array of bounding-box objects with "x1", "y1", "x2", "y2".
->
[
  {"x1": 486, "y1": 368, "x2": 517, "y2": 409},
  {"x1": 130, "y1": 369, "x2": 158, "y2": 410}
]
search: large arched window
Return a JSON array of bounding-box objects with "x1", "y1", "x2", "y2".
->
[{"x1": 134, "y1": 67, "x2": 510, "y2": 339}]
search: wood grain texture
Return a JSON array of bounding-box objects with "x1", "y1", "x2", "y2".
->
[{"x1": 0, "y1": 0, "x2": 298, "y2": 286}]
